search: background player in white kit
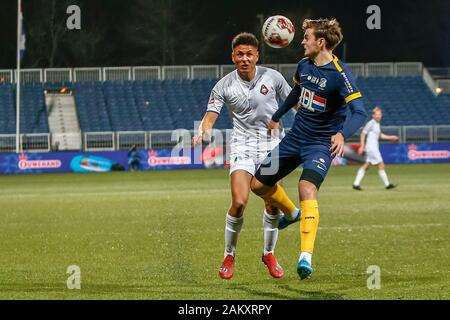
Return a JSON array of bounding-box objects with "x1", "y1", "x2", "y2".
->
[
  {"x1": 192, "y1": 33, "x2": 300, "y2": 280},
  {"x1": 353, "y1": 107, "x2": 399, "y2": 190}
]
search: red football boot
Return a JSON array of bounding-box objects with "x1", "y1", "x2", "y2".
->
[
  {"x1": 219, "y1": 255, "x2": 235, "y2": 280},
  {"x1": 262, "y1": 253, "x2": 284, "y2": 278}
]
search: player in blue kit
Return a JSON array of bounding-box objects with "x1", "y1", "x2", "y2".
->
[{"x1": 250, "y1": 18, "x2": 368, "y2": 280}]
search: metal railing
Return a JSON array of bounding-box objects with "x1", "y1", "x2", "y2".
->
[
  {"x1": 0, "y1": 62, "x2": 426, "y2": 83},
  {"x1": 133, "y1": 67, "x2": 161, "y2": 81},
  {"x1": 191, "y1": 65, "x2": 219, "y2": 80},
  {"x1": 0, "y1": 133, "x2": 50, "y2": 153},
  {"x1": 103, "y1": 67, "x2": 132, "y2": 81},
  {"x1": 427, "y1": 67, "x2": 450, "y2": 79},
  {"x1": 1, "y1": 125, "x2": 449, "y2": 153},
  {"x1": 162, "y1": 65, "x2": 191, "y2": 80},
  {"x1": 73, "y1": 68, "x2": 102, "y2": 82},
  {"x1": 44, "y1": 68, "x2": 72, "y2": 82},
  {"x1": 14, "y1": 69, "x2": 43, "y2": 83},
  {"x1": 0, "y1": 134, "x2": 16, "y2": 153},
  {"x1": 437, "y1": 79, "x2": 450, "y2": 94},
  {"x1": 84, "y1": 132, "x2": 115, "y2": 151},
  {"x1": 348, "y1": 63, "x2": 365, "y2": 77},
  {"x1": 0, "y1": 70, "x2": 13, "y2": 83},
  {"x1": 116, "y1": 131, "x2": 147, "y2": 150}
]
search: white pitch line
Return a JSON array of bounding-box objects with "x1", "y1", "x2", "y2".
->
[
  {"x1": 0, "y1": 188, "x2": 231, "y2": 199},
  {"x1": 318, "y1": 223, "x2": 443, "y2": 231}
]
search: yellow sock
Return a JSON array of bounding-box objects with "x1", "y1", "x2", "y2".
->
[
  {"x1": 300, "y1": 200, "x2": 320, "y2": 253},
  {"x1": 262, "y1": 184, "x2": 297, "y2": 215}
]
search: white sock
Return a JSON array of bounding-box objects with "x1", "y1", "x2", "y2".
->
[
  {"x1": 224, "y1": 213, "x2": 243, "y2": 257},
  {"x1": 378, "y1": 170, "x2": 390, "y2": 187},
  {"x1": 263, "y1": 210, "x2": 279, "y2": 256},
  {"x1": 284, "y1": 208, "x2": 300, "y2": 221},
  {"x1": 299, "y1": 252, "x2": 312, "y2": 265},
  {"x1": 354, "y1": 167, "x2": 366, "y2": 186}
]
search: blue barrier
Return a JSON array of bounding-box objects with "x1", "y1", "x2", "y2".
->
[
  {"x1": 0, "y1": 151, "x2": 128, "y2": 174},
  {"x1": 1, "y1": 143, "x2": 448, "y2": 175},
  {"x1": 381, "y1": 143, "x2": 450, "y2": 164},
  {"x1": 0, "y1": 148, "x2": 207, "y2": 174}
]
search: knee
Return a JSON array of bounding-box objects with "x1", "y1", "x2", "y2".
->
[
  {"x1": 250, "y1": 177, "x2": 266, "y2": 195},
  {"x1": 231, "y1": 197, "x2": 248, "y2": 212},
  {"x1": 299, "y1": 180, "x2": 318, "y2": 200}
]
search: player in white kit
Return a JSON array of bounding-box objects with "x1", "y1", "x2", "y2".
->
[
  {"x1": 353, "y1": 107, "x2": 399, "y2": 190},
  {"x1": 192, "y1": 33, "x2": 300, "y2": 280}
]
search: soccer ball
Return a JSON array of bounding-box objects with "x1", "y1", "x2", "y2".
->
[{"x1": 262, "y1": 15, "x2": 295, "y2": 48}]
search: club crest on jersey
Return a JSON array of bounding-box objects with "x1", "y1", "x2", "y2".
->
[
  {"x1": 260, "y1": 84, "x2": 269, "y2": 95},
  {"x1": 319, "y1": 78, "x2": 327, "y2": 88}
]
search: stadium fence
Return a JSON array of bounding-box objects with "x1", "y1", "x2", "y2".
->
[{"x1": 1, "y1": 125, "x2": 449, "y2": 153}]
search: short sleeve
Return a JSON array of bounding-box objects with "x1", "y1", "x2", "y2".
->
[
  {"x1": 362, "y1": 120, "x2": 373, "y2": 135},
  {"x1": 274, "y1": 71, "x2": 292, "y2": 101},
  {"x1": 206, "y1": 85, "x2": 225, "y2": 114}
]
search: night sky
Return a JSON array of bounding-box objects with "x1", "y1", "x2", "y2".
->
[{"x1": 0, "y1": 0, "x2": 448, "y2": 68}]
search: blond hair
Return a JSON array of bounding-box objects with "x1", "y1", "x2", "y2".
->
[
  {"x1": 302, "y1": 18, "x2": 343, "y2": 50},
  {"x1": 372, "y1": 106, "x2": 382, "y2": 114}
]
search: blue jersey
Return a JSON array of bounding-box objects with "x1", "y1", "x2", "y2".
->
[
  {"x1": 256, "y1": 56, "x2": 367, "y2": 188},
  {"x1": 291, "y1": 56, "x2": 363, "y2": 144}
]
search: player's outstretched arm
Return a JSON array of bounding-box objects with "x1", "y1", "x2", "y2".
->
[
  {"x1": 271, "y1": 85, "x2": 301, "y2": 123},
  {"x1": 192, "y1": 111, "x2": 219, "y2": 146},
  {"x1": 358, "y1": 133, "x2": 366, "y2": 155},
  {"x1": 380, "y1": 133, "x2": 399, "y2": 142}
]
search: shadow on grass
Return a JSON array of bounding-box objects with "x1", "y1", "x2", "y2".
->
[{"x1": 227, "y1": 283, "x2": 345, "y2": 300}]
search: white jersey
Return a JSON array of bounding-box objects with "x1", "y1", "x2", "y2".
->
[
  {"x1": 362, "y1": 119, "x2": 383, "y2": 164},
  {"x1": 207, "y1": 66, "x2": 292, "y2": 141},
  {"x1": 362, "y1": 119, "x2": 381, "y2": 151},
  {"x1": 206, "y1": 66, "x2": 292, "y2": 175}
]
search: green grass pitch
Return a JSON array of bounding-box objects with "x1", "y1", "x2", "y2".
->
[{"x1": 0, "y1": 163, "x2": 448, "y2": 300}]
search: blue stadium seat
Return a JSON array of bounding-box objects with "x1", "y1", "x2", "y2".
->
[
  {"x1": 2, "y1": 75, "x2": 449, "y2": 134},
  {"x1": 0, "y1": 83, "x2": 49, "y2": 134},
  {"x1": 357, "y1": 76, "x2": 448, "y2": 126}
]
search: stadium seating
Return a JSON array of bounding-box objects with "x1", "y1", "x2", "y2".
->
[
  {"x1": 0, "y1": 82, "x2": 49, "y2": 134},
  {"x1": 73, "y1": 81, "x2": 112, "y2": 132},
  {"x1": 42, "y1": 76, "x2": 450, "y2": 131},
  {"x1": 357, "y1": 76, "x2": 450, "y2": 126},
  {"x1": 0, "y1": 83, "x2": 15, "y2": 134},
  {"x1": 1, "y1": 75, "x2": 449, "y2": 134}
]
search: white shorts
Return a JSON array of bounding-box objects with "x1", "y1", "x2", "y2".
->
[
  {"x1": 365, "y1": 148, "x2": 383, "y2": 165},
  {"x1": 229, "y1": 138, "x2": 281, "y2": 176}
]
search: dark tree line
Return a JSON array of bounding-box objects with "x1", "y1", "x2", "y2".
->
[{"x1": 0, "y1": 0, "x2": 448, "y2": 69}]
